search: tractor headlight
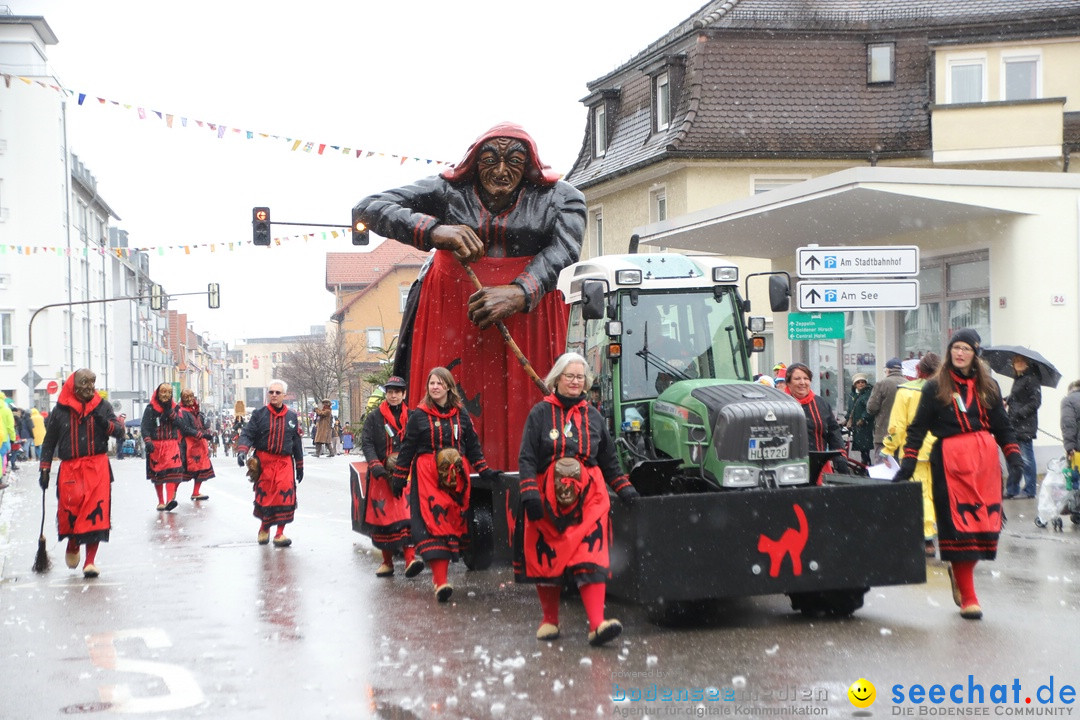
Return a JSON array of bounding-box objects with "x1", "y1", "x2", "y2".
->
[
  {"x1": 776, "y1": 463, "x2": 809, "y2": 485},
  {"x1": 722, "y1": 465, "x2": 758, "y2": 488}
]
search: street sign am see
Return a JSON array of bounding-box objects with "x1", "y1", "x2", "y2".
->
[{"x1": 797, "y1": 279, "x2": 920, "y2": 312}]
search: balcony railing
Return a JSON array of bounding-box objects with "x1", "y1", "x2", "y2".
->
[{"x1": 931, "y1": 97, "x2": 1065, "y2": 164}]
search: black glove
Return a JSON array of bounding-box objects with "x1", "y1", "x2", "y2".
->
[
  {"x1": 522, "y1": 497, "x2": 544, "y2": 521},
  {"x1": 39, "y1": 468, "x2": 50, "y2": 490},
  {"x1": 370, "y1": 464, "x2": 387, "y2": 480},
  {"x1": 893, "y1": 457, "x2": 917, "y2": 483},
  {"x1": 390, "y1": 476, "x2": 407, "y2": 498},
  {"x1": 479, "y1": 468, "x2": 502, "y2": 485},
  {"x1": 237, "y1": 451, "x2": 247, "y2": 467},
  {"x1": 616, "y1": 485, "x2": 640, "y2": 506},
  {"x1": 295, "y1": 466, "x2": 304, "y2": 483},
  {"x1": 832, "y1": 456, "x2": 852, "y2": 475},
  {"x1": 143, "y1": 439, "x2": 154, "y2": 455}
]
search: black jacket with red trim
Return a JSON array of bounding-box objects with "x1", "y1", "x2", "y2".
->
[
  {"x1": 390, "y1": 403, "x2": 489, "y2": 483},
  {"x1": 39, "y1": 374, "x2": 125, "y2": 465},
  {"x1": 793, "y1": 392, "x2": 846, "y2": 454},
  {"x1": 902, "y1": 372, "x2": 1019, "y2": 462},
  {"x1": 517, "y1": 393, "x2": 631, "y2": 504},
  {"x1": 236, "y1": 404, "x2": 304, "y2": 466},
  {"x1": 360, "y1": 400, "x2": 408, "y2": 470}
]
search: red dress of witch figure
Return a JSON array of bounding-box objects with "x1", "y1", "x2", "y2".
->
[
  {"x1": 177, "y1": 389, "x2": 215, "y2": 502},
  {"x1": 38, "y1": 369, "x2": 126, "y2": 578},
  {"x1": 353, "y1": 123, "x2": 586, "y2": 471}
]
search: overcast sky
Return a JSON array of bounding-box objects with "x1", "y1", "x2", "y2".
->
[{"x1": 10, "y1": 0, "x2": 708, "y2": 343}]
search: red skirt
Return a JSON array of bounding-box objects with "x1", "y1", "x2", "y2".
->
[
  {"x1": 182, "y1": 436, "x2": 215, "y2": 482},
  {"x1": 360, "y1": 461, "x2": 413, "y2": 550},
  {"x1": 409, "y1": 251, "x2": 568, "y2": 471},
  {"x1": 933, "y1": 431, "x2": 1003, "y2": 561},
  {"x1": 147, "y1": 438, "x2": 184, "y2": 484},
  {"x1": 253, "y1": 450, "x2": 297, "y2": 526},
  {"x1": 56, "y1": 454, "x2": 112, "y2": 543},
  {"x1": 514, "y1": 463, "x2": 611, "y2": 585},
  {"x1": 410, "y1": 451, "x2": 472, "y2": 560}
]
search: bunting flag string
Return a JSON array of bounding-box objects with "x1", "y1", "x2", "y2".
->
[
  {"x1": 1, "y1": 72, "x2": 454, "y2": 168},
  {"x1": 0, "y1": 229, "x2": 362, "y2": 258}
]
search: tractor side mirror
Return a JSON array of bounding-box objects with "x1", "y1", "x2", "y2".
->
[
  {"x1": 769, "y1": 275, "x2": 790, "y2": 313},
  {"x1": 581, "y1": 280, "x2": 607, "y2": 320}
]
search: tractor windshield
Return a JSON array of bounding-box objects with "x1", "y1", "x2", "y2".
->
[{"x1": 620, "y1": 289, "x2": 750, "y2": 401}]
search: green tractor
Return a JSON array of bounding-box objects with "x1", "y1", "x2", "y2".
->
[{"x1": 554, "y1": 252, "x2": 925, "y2": 620}]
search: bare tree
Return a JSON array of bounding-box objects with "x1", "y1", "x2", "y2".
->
[{"x1": 278, "y1": 327, "x2": 367, "y2": 423}]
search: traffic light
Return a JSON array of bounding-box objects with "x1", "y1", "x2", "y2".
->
[
  {"x1": 351, "y1": 206, "x2": 370, "y2": 246},
  {"x1": 208, "y1": 282, "x2": 220, "y2": 309},
  {"x1": 252, "y1": 206, "x2": 271, "y2": 246},
  {"x1": 150, "y1": 283, "x2": 163, "y2": 311}
]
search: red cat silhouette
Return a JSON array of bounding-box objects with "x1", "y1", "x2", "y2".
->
[{"x1": 758, "y1": 504, "x2": 808, "y2": 577}]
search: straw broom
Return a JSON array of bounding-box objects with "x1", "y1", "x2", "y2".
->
[{"x1": 32, "y1": 487, "x2": 51, "y2": 573}]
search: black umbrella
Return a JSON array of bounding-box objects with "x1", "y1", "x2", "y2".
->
[
  {"x1": 125, "y1": 418, "x2": 142, "y2": 428},
  {"x1": 981, "y1": 345, "x2": 1062, "y2": 388}
]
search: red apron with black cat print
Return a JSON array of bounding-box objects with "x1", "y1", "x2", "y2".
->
[{"x1": 522, "y1": 463, "x2": 611, "y2": 582}]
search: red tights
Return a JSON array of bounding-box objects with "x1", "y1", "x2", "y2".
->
[
  {"x1": 259, "y1": 521, "x2": 286, "y2": 538},
  {"x1": 537, "y1": 583, "x2": 606, "y2": 631},
  {"x1": 428, "y1": 558, "x2": 449, "y2": 587},
  {"x1": 66, "y1": 539, "x2": 99, "y2": 568},
  {"x1": 381, "y1": 547, "x2": 417, "y2": 565},
  {"x1": 951, "y1": 560, "x2": 978, "y2": 606},
  {"x1": 154, "y1": 483, "x2": 179, "y2": 504}
]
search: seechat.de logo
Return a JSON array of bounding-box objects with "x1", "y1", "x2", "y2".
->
[{"x1": 848, "y1": 678, "x2": 877, "y2": 709}]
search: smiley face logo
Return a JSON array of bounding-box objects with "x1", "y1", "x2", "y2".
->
[{"x1": 848, "y1": 678, "x2": 876, "y2": 709}]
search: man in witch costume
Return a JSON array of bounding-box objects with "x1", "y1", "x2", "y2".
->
[
  {"x1": 236, "y1": 380, "x2": 305, "y2": 547},
  {"x1": 353, "y1": 122, "x2": 586, "y2": 471},
  {"x1": 359, "y1": 375, "x2": 421, "y2": 578},
  {"x1": 38, "y1": 369, "x2": 126, "y2": 578}
]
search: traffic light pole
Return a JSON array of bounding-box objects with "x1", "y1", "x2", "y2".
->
[{"x1": 26, "y1": 289, "x2": 218, "y2": 406}]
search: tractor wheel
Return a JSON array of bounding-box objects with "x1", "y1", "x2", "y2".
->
[
  {"x1": 790, "y1": 588, "x2": 866, "y2": 618},
  {"x1": 462, "y1": 501, "x2": 494, "y2": 571}
]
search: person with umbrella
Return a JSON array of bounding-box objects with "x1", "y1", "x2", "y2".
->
[
  {"x1": 1004, "y1": 356, "x2": 1041, "y2": 499},
  {"x1": 980, "y1": 344, "x2": 1063, "y2": 499},
  {"x1": 894, "y1": 329, "x2": 1023, "y2": 620}
]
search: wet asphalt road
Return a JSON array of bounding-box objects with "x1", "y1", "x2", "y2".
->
[{"x1": 2, "y1": 453, "x2": 1080, "y2": 720}]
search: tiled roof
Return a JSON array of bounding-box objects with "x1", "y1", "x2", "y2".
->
[
  {"x1": 324, "y1": 241, "x2": 429, "y2": 291},
  {"x1": 567, "y1": 0, "x2": 1080, "y2": 187}
]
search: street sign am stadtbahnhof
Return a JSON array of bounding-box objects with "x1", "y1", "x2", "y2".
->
[{"x1": 796, "y1": 245, "x2": 919, "y2": 277}]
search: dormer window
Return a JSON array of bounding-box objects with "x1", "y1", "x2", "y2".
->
[
  {"x1": 655, "y1": 72, "x2": 671, "y2": 131},
  {"x1": 642, "y1": 54, "x2": 684, "y2": 135},
  {"x1": 867, "y1": 42, "x2": 895, "y2": 84},
  {"x1": 582, "y1": 87, "x2": 620, "y2": 159}
]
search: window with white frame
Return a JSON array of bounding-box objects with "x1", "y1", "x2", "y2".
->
[
  {"x1": 593, "y1": 104, "x2": 607, "y2": 157},
  {"x1": 1, "y1": 310, "x2": 14, "y2": 362},
  {"x1": 654, "y1": 72, "x2": 671, "y2": 131},
  {"x1": 1002, "y1": 52, "x2": 1040, "y2": 101},
  {"x1": 399, "y1": 286, "x2": 410, "y2": 312},
  {"x1": 947, "y1": 55, "x2": 986, "y2": 103},
  {"x1": 591, "y1": 208, "x2": 603, "y2": 257},
  {"x1": 867, "y1": 42, "x2": 895, "y2": 84},
  {"x1": 366, "y1": 327, "x2": 384, "y2": 352},
  {"x1": 650, "y1": 188, "x2": 667, "y2": 223}
]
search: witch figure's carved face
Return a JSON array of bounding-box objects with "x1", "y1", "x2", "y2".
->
[
  {"x1": 436, "y1": 448, "x2": 464, "y2": 490},
  {"x1": 553, "y1": 457, "x2": 582, "y2": 508}
]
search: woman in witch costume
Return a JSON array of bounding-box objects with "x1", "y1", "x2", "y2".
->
[
  {"x1": 515, "y1": 352, "x2": 639, "y2": 646},
  {"x1": 359, "y1": 375, "x2": 421, "y2": 578},
  {"x1": 389, "y1": 367, "x2": 500, "y2": 602},
  {"x1": 38, "y1": 369, "x2": 126, "y2": 578},
  {"x1": 141, "y1": 383, "x2": 185, "y2": 512},
  {"x1": 894, "y1": 329, "x2": 1022, "y2": 620},
  {"x1": 176, "y1": 389, "x2": 215, "y2": 502}
]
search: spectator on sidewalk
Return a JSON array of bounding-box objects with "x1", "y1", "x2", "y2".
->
[
  {"x1": 868, "y1": 357, "x2": 907, "y2": 457},
  {"x1": 1005, "y1": 355, "x2": 1042, "y2": 499}
]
